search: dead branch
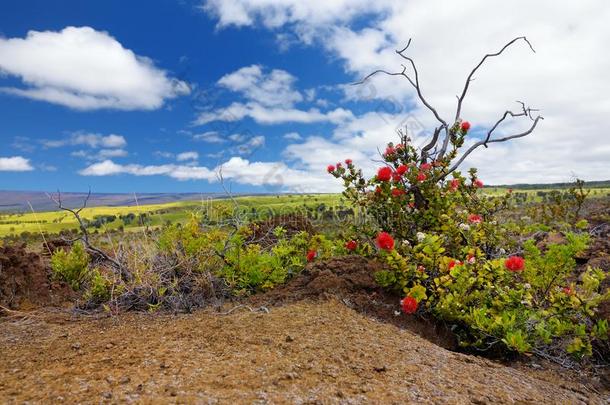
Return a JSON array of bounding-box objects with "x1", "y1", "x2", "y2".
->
[
  {"x1": 47, "y1": 189, "x2": 131, "y2": 282},
  {"x1": 454, "y1": 36, "x2": 536, "y2": 122},
  {"x1": 442, "y1": 111, "x2": 543, "y2": 178},
  {"x1": 353, "y1": 36, "x2": 542, "y2": 171},
  {"x1": 353, "y1": 38, "x2": 447, "y2": 129}
]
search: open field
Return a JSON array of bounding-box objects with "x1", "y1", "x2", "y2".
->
[
  {"x1": 0, "y1": 194, "x2": 344, "y2": 237},
  {"x1": 2, "y1": 187, "x2": 609, "y2": 238}
]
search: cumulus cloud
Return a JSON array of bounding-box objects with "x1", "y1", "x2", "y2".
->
[
  {"x1": 176, "y1": 151, "x2": 199, "y2": 162},
  {"x1": 218, "y1": 64, "x2": 303, "y2": 107},
  {"x1": 202, "y1": 0, "x2": 610, "y2": 184},
  {"x1": 195, "y1": 101, "x2": 353, "y2": 125},
  {"x1": 79, "y1": 156, "x2": 334, "y2": 191},
  {"x1": 44, "y1": 133, "x2": 127, "y2": 149},
  {"x1": 0, "y1": 156, "x2": 34, "y2": 171},
  {"x1": 195, "y1": 64, "x2": 354, "y2": 126},
  {"x1": 193, "y1": 131, "x2": 225, "y2": 143},
  {"x1": 0, "y1": 26, "x2": 189, "y2": 110}
]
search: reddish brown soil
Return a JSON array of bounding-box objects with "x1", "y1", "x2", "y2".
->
[
  {"x1": 0, "y1": 243, "x2": 73, "y2": 310},
  {"x1": 249, "y1": 213, "x2": 314, "y2": 247},
  {"x1": 249, "y1": 255, "x2": 457, "y2": 349},
  {"x1": 0, "y1": 300, "x2": 607, "y2": 404}
]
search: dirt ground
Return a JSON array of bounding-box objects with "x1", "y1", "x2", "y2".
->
[{"x1": 0, "y1": 298, "x2": 607, "y2": 404}]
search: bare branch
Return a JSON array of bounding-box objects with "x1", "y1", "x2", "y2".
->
[
  {"x1": 46, "y1": 189, "x2": 131, "y2": 282},
  {"x1": 353, "y1": 39, "x2": 447, "y2": 128},
  {"x1": 442, "y1": 113, "x2": 543, "y2": 178},
  {"x1": 454, "y1": 36, "x2": 535, "y2": 122}
]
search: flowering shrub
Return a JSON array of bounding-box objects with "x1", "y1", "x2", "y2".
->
[{"x1": 328, "y1": 130, "x2": 608, "y2": 360}]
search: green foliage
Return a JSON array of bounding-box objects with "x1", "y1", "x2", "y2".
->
[
  {"x1": 50, "y1": 242, "x2": 90, "y2": 290},
  {"x1": 84, "y1": 269, "x2": 113, "y2": 303}
]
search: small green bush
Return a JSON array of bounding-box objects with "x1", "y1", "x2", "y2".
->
[{"x1": 50, "y1": 242, "x2": 90, "y2": 290}]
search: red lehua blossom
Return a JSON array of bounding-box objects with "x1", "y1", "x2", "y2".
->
[
  {"x1": 450, "y1": 179, "x2": 460, "y2": 191},
  {"x1": 392, "y1": 172, "x2": 402, "y2": 182},
  {"x1": 448, "y1": 260, "x2": 462, "y2": 270},
  {"x1": 461, "y1": 121, "x2": 471, "y2": 132},
  {"x1": 395, "y1": 143, "x2": 404, "y2": 149},
  {"x1": 468, "y1": 214, "x2": 482, "y2": 224},
  {"x1": 377, "y1": 166, "x2": 393, "y2": 182},
  {"x1": 563, "y1": 286, "x2": 573, "y2": 295},
  {"x1": 306, "y1": 250, "x2": 317, "y2": 262},
  {"x1": 474, "y1": 179, "x2": 484, "y2": 188},
  {"x1": 417, "y1": 172, "x2": 427, "y2": 182},
  {"x1": 396, "y1": 164, "x2": 408, "y2": 175},
  {"x1": 375, "y1": 186, "x2": 382, "y2": 194},
  {"x1": 376, "y1": 232, "x2": 395, "y2": 251},
  {"x1": 417, "y1": 265, "x2": 426, "y2": 273},
  {"x1": 345, "y1": 240, "x2": 358, "y2": 251},
  {"x1": 467, "y1": 253, "x2": 476, "y2": 264},
  {"x1": 408, "y1": 202, "x2": 416, "y2": 208},
  {"x1": 504, "y1": 256, "x2": 525, "y2": 272},
  {"x1": 392, "y1": 188, "x2": 406, "y2": 197},
  {"x1": 384, "y1": 145, "x2": 396, "y2": 156},
  {"x1": 401, "y1": 296, "x2": 418, "y2": 314},
  {"x1": 345, "y1": 158, "x2": 352, "y2": 165},
  {"x1": 420, "y1": 163, "x2": 432, "y2": 171},
  {"x1": 327, "y1": 164, "x2": 335, "y2": 173},
  {"x1": 336, "y1": 162, "x2": 343, "y2": 169}
]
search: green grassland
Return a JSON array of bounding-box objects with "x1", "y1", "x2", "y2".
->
[
  {"x1": 1, "y1": 187, "x2": 609, "y2": 238},
  {"x1": 0, "y1": 194, "x2": 344, "y2": 237}
]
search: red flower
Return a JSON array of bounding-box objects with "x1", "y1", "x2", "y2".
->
[
  {"x1": 468, "y1": 214, "x2": 482, "y2": 224},
  {"x1": 375, "y1": 186, "x2": 382, "y2": 194},
  {"x1": 395, "y1": 143, "x2": 404, "y2": 150},
  {"x1": 449, "y1": 179, "x2": 460, "y2": 191},
  {"x1": 420, "y1": 163, "x2": 432, "y2": 171},
  {"x1": 345, "y1": 158, "x2": 352, "y2": 165},
  {"x1": 376, "y1": 232, "x2": 395, "y2": 251},
  {"x1": 448, "y1": 260, "x2": 462, "y2": 270},
  {"x1": 563, "y1": 286, "x2": 573, "y2": 295},
  {"x1": 401, "y1": 296, "x2": 418, "y2": 314},
  {"x1": 505, "y1": 256, "x2": 525, "y2": 272},
  {"x1": 306, "y1": 250, "x2": 317, "y2": 262},
  {"x1": 327, "y1": 164, "x2": 335, "y2": 173},
  {"x1": 417, "y1": 172, "x2": 427, "y2": 182},
  {"x1": 408, "y1": 202, "x2": 415, "y2": 208},
  {"x1": 392, "y1": 172, "x2": 402, "y2": 182},
  {"x1": 474, "y1": 179, "x2": 484, "y2": 188},
  {"x1": 417, "y1": 265, "x2": 426, "y2": 273},
  {"x1": 345, "y1": 240, "x2": 358, "y2": 251},
  {"x1": 396, "y1": 164, "x2": 408, "y2": 175},
  {"x1": 377, "y1": 167, "x2": 393, "y2": 182},
  {"x1": 461, "y1": 121, "x2": 471, "y2": 132},
  {"x1": 392, "y1": 188, "x2": 406, "y2": 197},
  {"x1": 384, "y1": 145, "x2": 396, "y2": 157},
  {"x1": 466, "y1": 253, "x2": 476, "y2": 264},
  {"x1": 336, "y1": 162, "x2": 343, "y2": 169}
]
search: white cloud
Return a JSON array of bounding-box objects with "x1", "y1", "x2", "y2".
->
[
  {"x1": 176, "y1": 151, "x2": 199, "y2": 161},
  {"x1": 79, "y1": 156, "x2": 336, "y2": 192},
  {"x1": 202, "y1": 0, "x2": 610, "y2": 184},
  {"x1": 218, "y1": 64, "x2": 302, "y2": 107},
  {"x1": 0, "y1": 156, "x2": 34, "y2": 172},
  {"x1": 283, "y1": 132, "x2": 302, "y2": 141},
  {"x1": 0, "y1": 26, "x2": 189, "y2": 110},
  {"x1": 98, "y1": 149, "x2": 128, "y2": 159},
  {"x1": 195, "y1": 101, "x2": 353, "y2": 125},
  {"x1": 44, "y1": 133, "x2": 127, "y2": 149},
  {"x1": 193, "y1": 131, "x2": 225, "y2": 143}
]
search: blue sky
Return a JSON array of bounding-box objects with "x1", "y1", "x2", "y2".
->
[{"x1": 1, "y1": 1, "x2": 609, "y2": 193}]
